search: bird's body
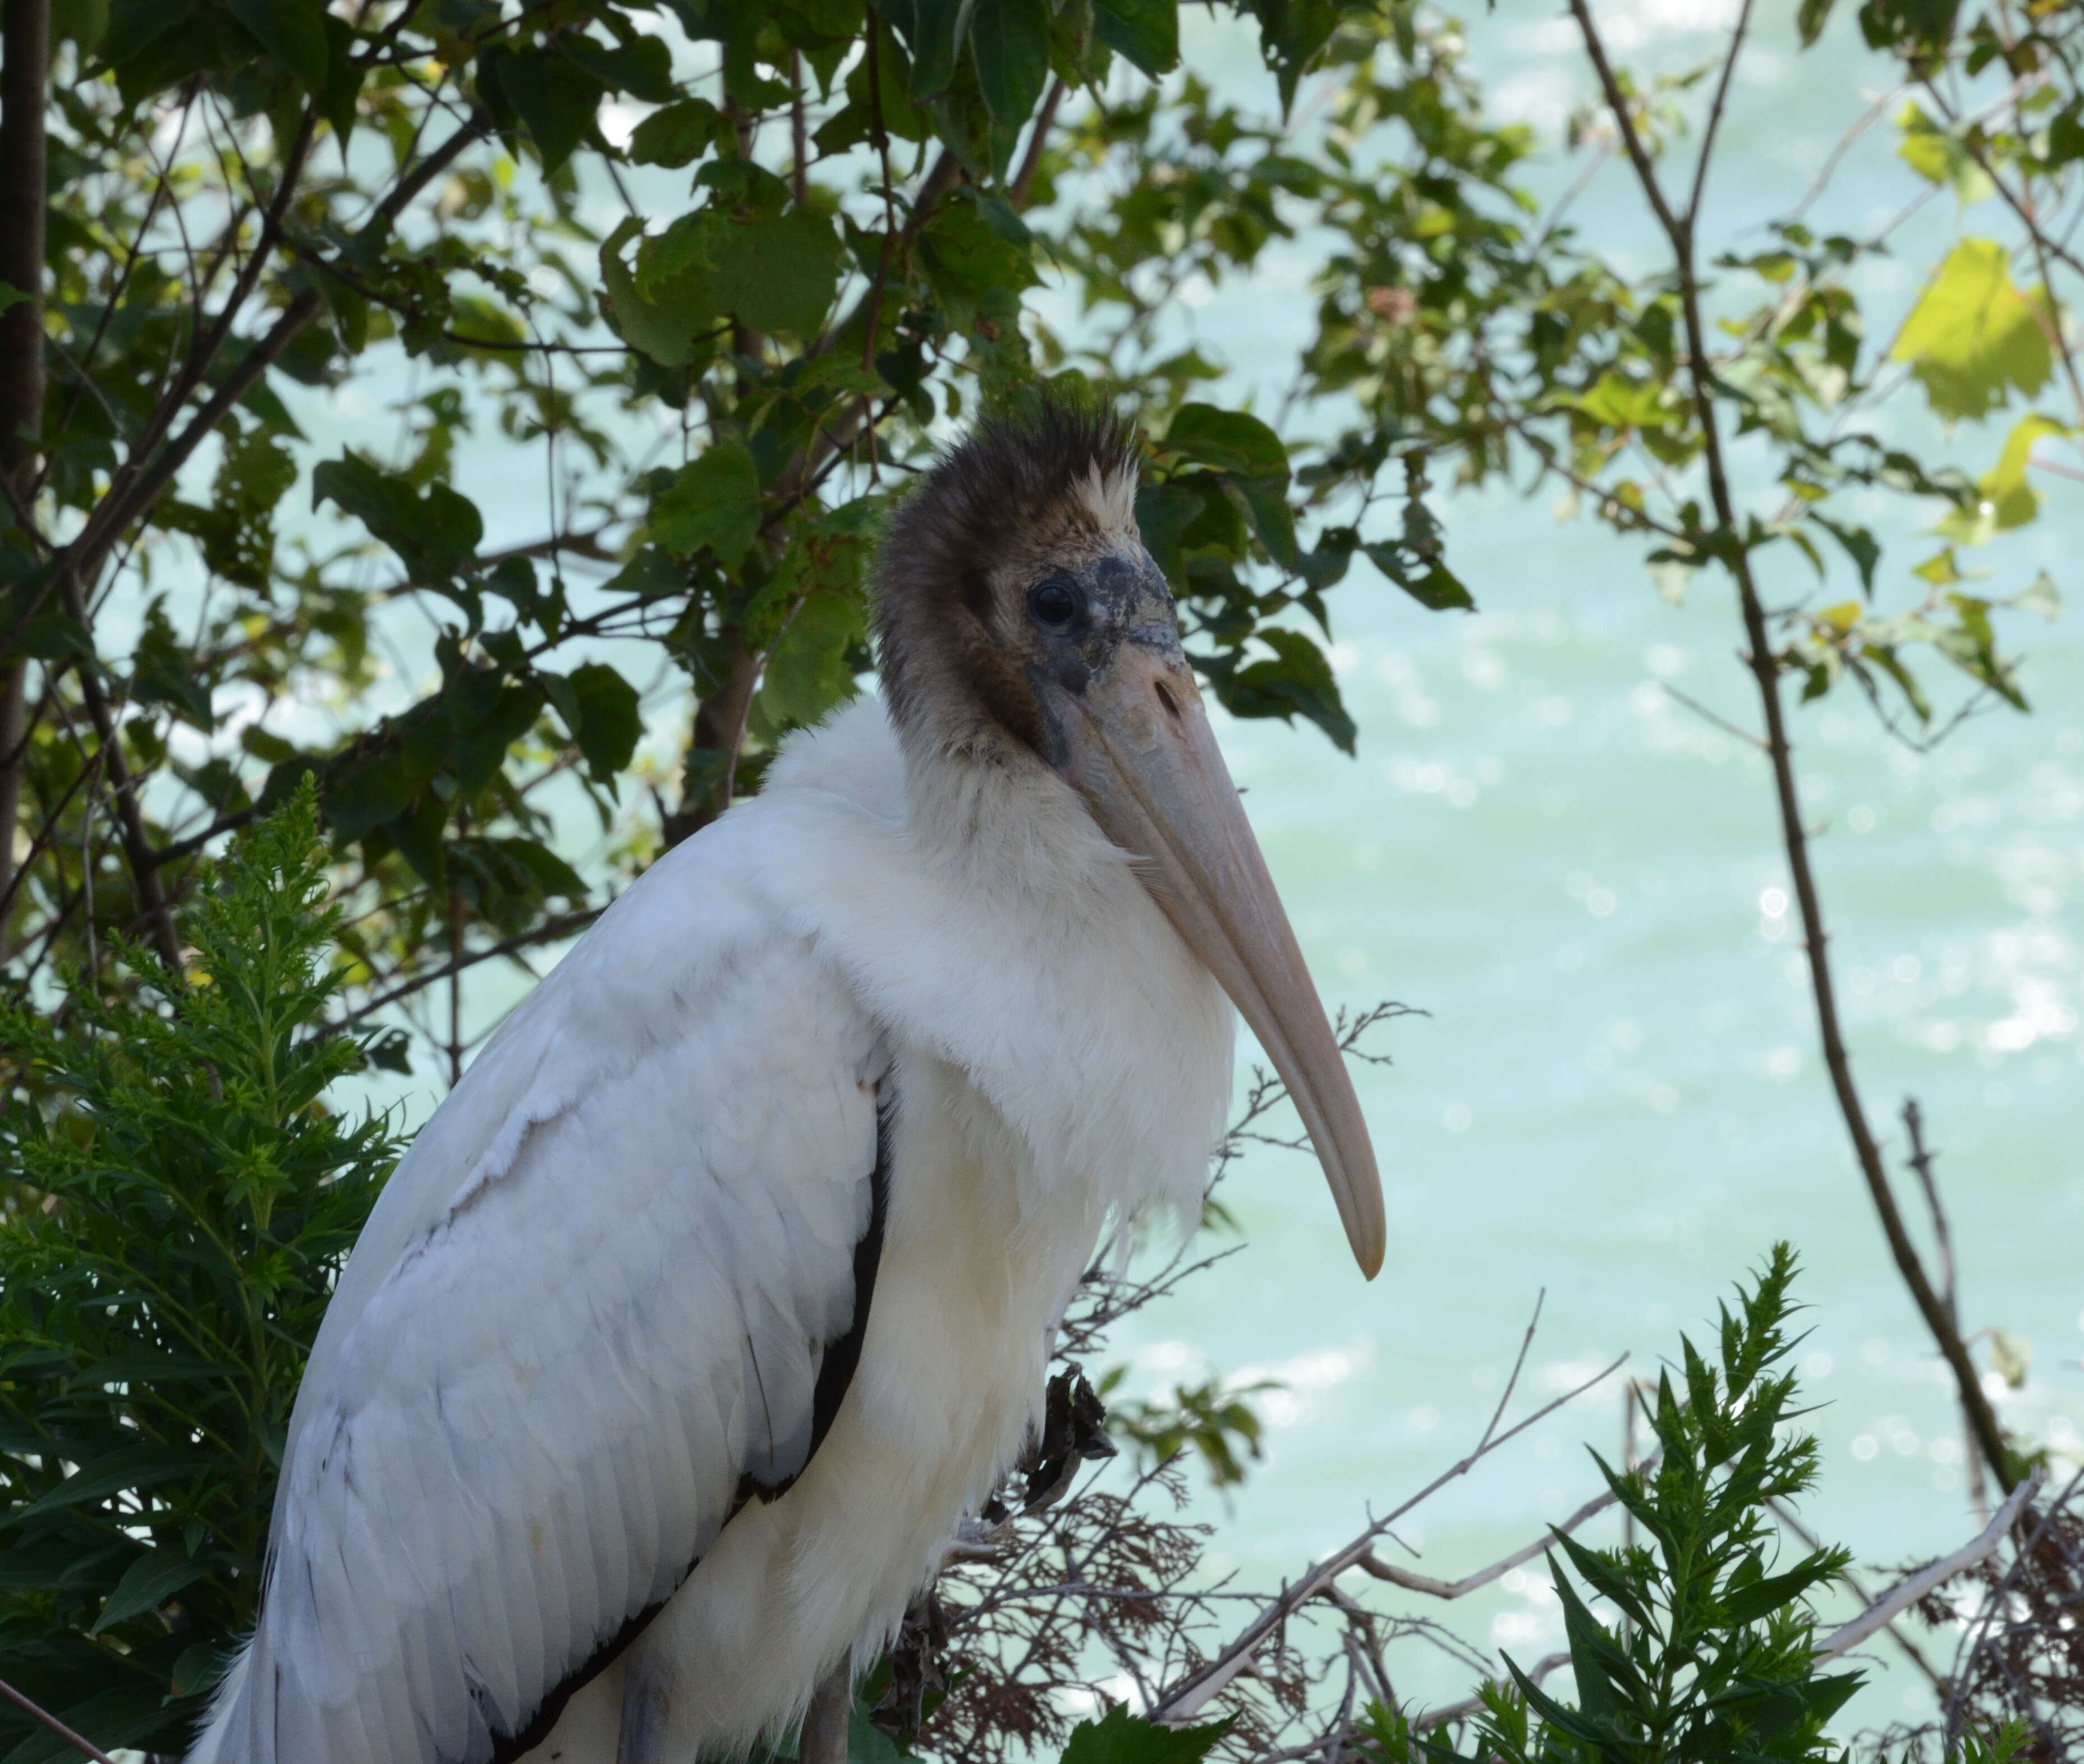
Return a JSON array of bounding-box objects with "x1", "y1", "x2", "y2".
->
[{"x1": 190, "y1": 401, "x2": 1378, "y2": 1764}]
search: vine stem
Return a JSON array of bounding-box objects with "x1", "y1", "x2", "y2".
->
[{"x1": 1565, "y1": 0, "x2": 2017, "y2": 1492}]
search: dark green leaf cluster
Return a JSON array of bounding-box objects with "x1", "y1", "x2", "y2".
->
[
  {"x1": 10, "y1": 0, "x2": 1456, "y2": 1054},
  {"x1": 0, "y1": 785, "x2": 397, "y2": 1760}
]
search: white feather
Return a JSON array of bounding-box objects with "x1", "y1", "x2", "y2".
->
[{"x1": 190, "y1": 695, "x2": 1232, "y2": 1764}]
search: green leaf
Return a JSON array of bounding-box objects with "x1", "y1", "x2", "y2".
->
[
  {"x1": 556, "y1": 662, "x2": 642, "y2": 781},
  {"x1": 1978, "y1": 412, "x2": 2067, "y2": 531},
  {"x1": 1062, "y1": 1705, "x2": 1229, "y2": 1764},
  {"x1": 1813, "y1": 513, "x2": 1879, "y2": 596},
  {"x1": 919, "y1": 194, "x2": 1038, "y2": 328},
  {"x1": 131, "y1": 598, "x2": 214, "y2": 729},
  {"x1": 7, "y1": 1443, "x2": 206, "y2": 1527},
  {"x1": 224, "y1": 0, "x2": 328, "y2": 86},
  {"x1": 2048, "y1": 103, "x2": 2084, "y2": 172},
  {"x1": 1797, "y1": 0, "x2": 1837, "y2": 44},
  {"x1": 886, "y1": 0, "x2": 965, "y2": 99},
  {"x1": 1243, "y1": 0, "x2": 1343, "y2": 111},
  {"x1": 314, "y1": 454, "x2": 484, "y2": 583},
  {"x1": 1093, "y1": 0, "x2": 1179, "y2": 75},
  {"x1": 1220, "y1": 627, "x2": 1356, "y2": 752},
  {"x1": 971, "y1": 0, "x2": 1050, "y2": 128},
  {"x1": 1862, "y1": 646, "x2": 1932, "y2": 723},
  {"x1": 757, "y1": 587, "x2": 866, "y2": 730},
  {"x1": 628, "y1": 97, "x2": 727, "y2": 168},
  {"x1": 1551, "y1": 1529, "x2": 1650, "y2": 1628},
  {"x1": 324, "y1": 751, "x2": 414, "y2": 839},
  {"x1": 603, "y1": 546, "x2": 687, "y2": 602},
  {"x1": 1165, "y1": 405, "x2": 1289, "y2": 479},
  {"x1": 92, "y1": 1547, "x2": 214, "y2": 1634},
  {"x1": 483, "y1": 46, "x2": 605, "y2": 176},
  {"x1": 2013, "y1": 571, "x2": 2060, "y2": 620},
  {"x1": 632, "y1": 206, "x2": 843, "y2": 343},
  {"x1": 1720, "y1": 1547, "x2": 1839, "y2": 1624},
  {"x1": 714, "y1": 209, "x2": 844, "y2": 338},
  {"x1": 103, "y1": 0, "x2": 226, "y2": 104},
  {"x1": 1364, "y1": 544, "x2": 1475, "y2": 612},
  {"x1": 650, "y1": 440, "x2": 763, "y2": 564},
  {"x1": 1891, "y1": 238, "x2": 2056, "y2": 422},
  {"x1": 563, "y1": 34, "x2": 675, "y2": 103},
  {"x1": 1548, "y1": 1560, "x2": 1630, "y2": 1726},
  {"x1": 599, "y1": 217, "x2": 704, "y2": 367},
  {"x1": 1894, "y1": 99, "x2": 1993, "y2": 205},
  {"x1": 316, "y1": 13, "x2": 364, "y2": 141}
]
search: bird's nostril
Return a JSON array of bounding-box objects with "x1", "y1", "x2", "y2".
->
[{"x1": 1153, "y1": 678, "x2": 1182, "y2": 722}]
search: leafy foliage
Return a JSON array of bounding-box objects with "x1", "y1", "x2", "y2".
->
[
  {"x1": 0, "y1": 785, "x2": 397, "y2": 1758},
  {"x1": 1479, "y1": 1247, "x2": 1857, "y2": 1763},
  {"x1": 1099, "y1": 1367, "x2": 1272, "y2": 1492},
  {"x1": 3, "y1": 0, "x2": 1437, "y2": 1065},
  {"x1": 1360, "y1": 1250, "x2": 2024, "y2": 1764}
]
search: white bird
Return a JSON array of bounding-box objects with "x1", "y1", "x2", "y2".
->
[{"x1": 187, "y1": 398, "x2": 1384, "y2": 1764}]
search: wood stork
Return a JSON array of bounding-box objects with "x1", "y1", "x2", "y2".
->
[{"x1": 187, "y1": 397, "x2": 1384, "y2": 1764}]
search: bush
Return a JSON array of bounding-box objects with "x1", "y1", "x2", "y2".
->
[{"x1": 0, "y1": 786, "x2": 397, "y2": 1760}]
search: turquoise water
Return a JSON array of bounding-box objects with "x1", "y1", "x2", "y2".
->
[
  {"x1": 287, "y1": 0, "x2": 2083, "y2": 1733},
  {"x1": 1078, "y1": 1, "x2": 2084, "y2": 1729}
]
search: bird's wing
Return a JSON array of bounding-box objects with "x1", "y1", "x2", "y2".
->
[{"x1": 199, "y1": 821, "x2": 889, "y2": 1764}]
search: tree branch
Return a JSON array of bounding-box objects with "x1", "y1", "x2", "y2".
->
[
  {"x1": 1151, "y1": 1309, "x2": 1625, "y2": 1723},
  {"x1": 1815, "y1": 1468, "x2": 2042, "y2": 1659},
  {"x1": 0, "y1": 1674, "x2": 118, "y2": 1764},
  {"x1": 0, "y1": 0, "x2": 48, "y2": 959},
  {"x1": 1567, "y1": 0, "x2": 2018, "y2": 1494},
  {"x1": 0, "y1": 109, "x2": 490, "y2": 667},
  {"x1": 334, "y1": 904, "x2": 602, "y2": 1030}
]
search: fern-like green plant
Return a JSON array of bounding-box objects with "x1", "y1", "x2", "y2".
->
[
  {"x1": 0, "y1": 785, "x2": 397, "y2": 1761},
  {"x1": 1368, "y1": 1246, "x2": 2022, "y2": 1764}
]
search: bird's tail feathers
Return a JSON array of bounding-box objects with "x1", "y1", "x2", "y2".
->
[{"x1": 183, "y1": 1625, "x2": 272, "y2": 1764}]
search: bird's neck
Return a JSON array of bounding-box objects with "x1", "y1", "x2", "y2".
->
[{"x1": 899, "y1": 731, "x2": 1124, "y2": 909}]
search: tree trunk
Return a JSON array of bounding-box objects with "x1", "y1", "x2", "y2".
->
[{"x1": 0, "y1": 0, "x2": 47, "y2": 960}]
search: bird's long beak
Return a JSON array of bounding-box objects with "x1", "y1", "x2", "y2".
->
[{"x1": 1058, "y1": 642, "x2": 1386, "y2": 1279}]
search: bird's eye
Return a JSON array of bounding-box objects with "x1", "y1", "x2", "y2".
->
[{"x1": 1027, "y1": 576, "x2": 1082, "y2": 635}]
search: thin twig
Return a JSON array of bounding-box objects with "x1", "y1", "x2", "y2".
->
[
  {"x1": 1353, "y1": 1474, "x2": 1647, "y2": 1603},
  {"x1": 1152, "y1": 1311, "x2": 1624, "y2": 1722},
  {"x1": 1684, "y1": 0, "x2": 1757, "y2": 228},
  {"x1": 334, "y1": 905, "x2": 602, "y2": 1030},
  {"x1": 1011, "y1": 80, "x2": 1067, "y2": 209},
  {"x1": 0, "y1": 1675, "x2": 120, "y2": 1764},
  {"x1": 1769, "y1": 1497, "x2": 1948, "y2": 1691},
  {"x1": 1658, "y1": 682, "x2": 1767, "y2": 751}
]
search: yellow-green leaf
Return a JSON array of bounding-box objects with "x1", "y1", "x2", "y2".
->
[
  {"x1": 1980, "y1": 411, "x2": 2068, "y2": 530},
  {"x1": 1891, "y1": 238, "x2": 2057, "y2": 422},
  {"x1": 1894, "y1": 100, "x2": 1994, "y2": 206}
]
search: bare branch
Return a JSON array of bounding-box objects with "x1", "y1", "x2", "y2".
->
[
  {"x1": 1353, "y1": 1478, "x2": 1637, "y2": 1603},
  {"x1": 1151, "y1": 1322, "x2": 1626, "y2": 1722},
  {"x1": 0, "y1": 1673, "x2": 119, "y2": 1764},
  {"x1": 1816, "y1": 1469, "x2": 2043, "y2": 1660},
  {"x1": 1684, "y1": 0, "x2": 1756, "y2": 228}
]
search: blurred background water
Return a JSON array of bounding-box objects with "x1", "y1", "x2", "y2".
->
[
  {"x1": 291, "y1": 0, "x2": 2083, "y2": 1732},
  {"x1": 1077, "y1": 0, "x2": 2084, "y2": 1728}
]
